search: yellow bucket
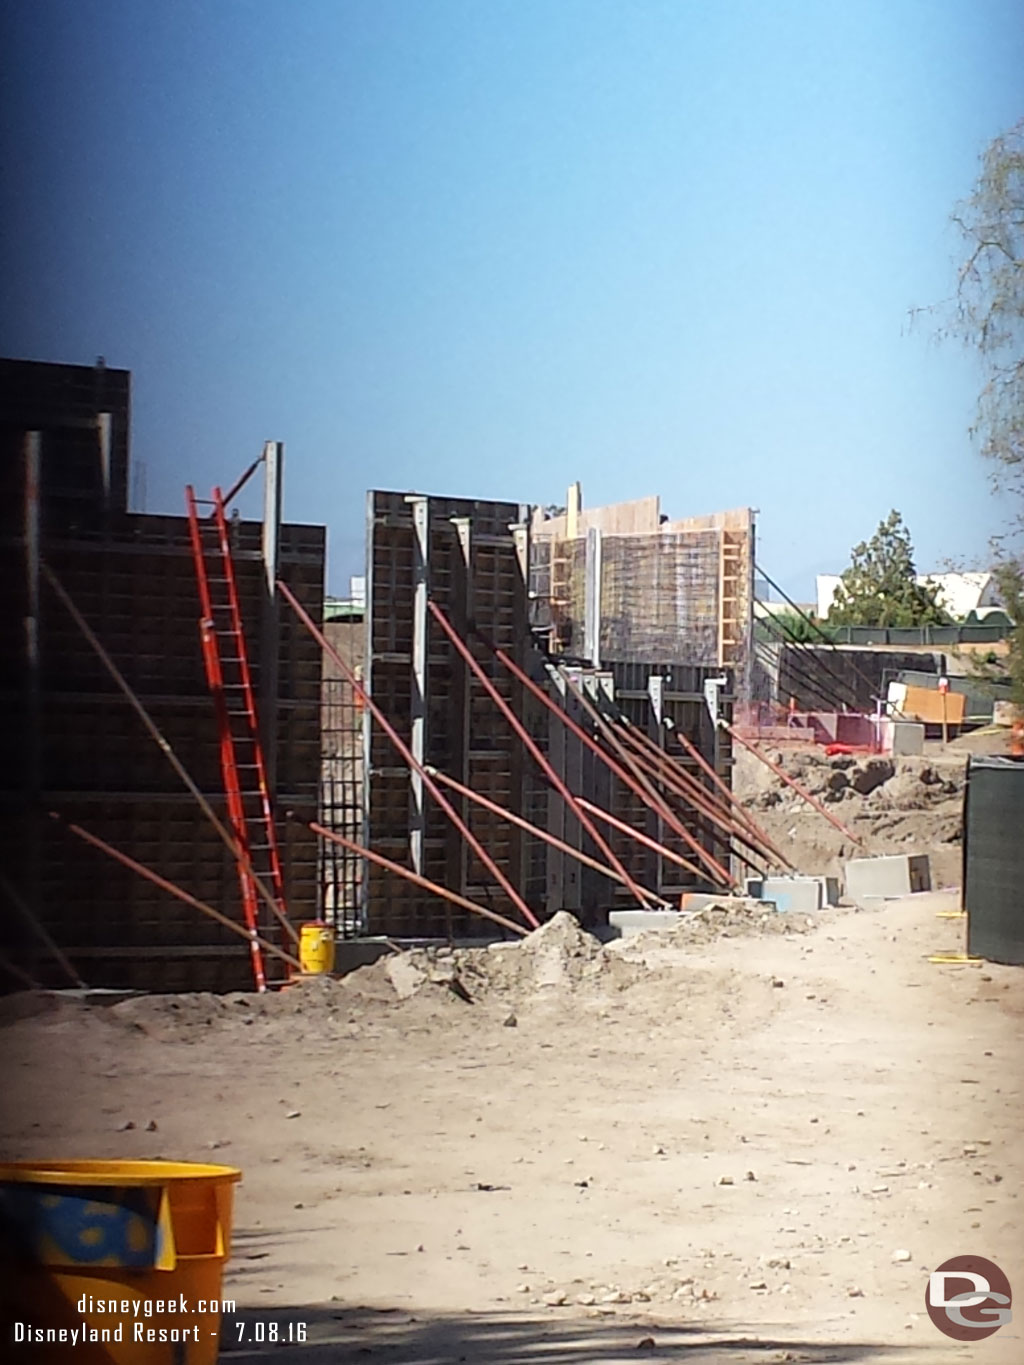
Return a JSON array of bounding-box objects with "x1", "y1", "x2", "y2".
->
[
  {"x1": 299, "y1": 920, "x2": 335, "y2": 975},
  {"x1": 0, "y1": 1160, "x2": 241, "y2": 1364}
]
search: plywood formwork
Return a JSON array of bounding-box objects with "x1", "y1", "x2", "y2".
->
[{"x1": 531, "y1": 491, "x2": 755, "y2": 694}]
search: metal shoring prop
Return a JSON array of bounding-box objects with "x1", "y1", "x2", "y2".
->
[
  {"x1": 41, "y1": 563, "x2": 299, "y2": 948},
  {"x1": 425, "y1": 765, "x2": 671, "y2": 902},
  {"x1": 298, "y1": 817, "x2": 529, "y2": 938},
  {"x1": 276, "y1": 578, "x2": 540, "y2": 930},
  {"x1": 427, "y1": 600, "x2": 661, "y2": 910},
  {"x1": 53, "y1": 814, "x2": 302, "y2": 973}
]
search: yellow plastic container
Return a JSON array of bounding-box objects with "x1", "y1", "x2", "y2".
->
[
  {"x1": 0, "y1": 1160, "x2": 240, "y2": 1364},
  {"x1": 299, "y1": 920, "x2": 335, "y2": 975}
]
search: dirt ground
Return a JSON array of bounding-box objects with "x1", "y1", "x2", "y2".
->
[{"x1": 2, "y1": 887, "x2": 1021, "y2": 1364}]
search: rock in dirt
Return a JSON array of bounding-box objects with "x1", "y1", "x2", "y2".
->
[
  {"x1": 850, "y1": 758, "x2": 895, "y2": 795},
  {"x1": 826, "y1": 770, "x2": 849, "y2": 795},
  {"x1": 386, "y1": 955, "x2": 429, "y2": 1000}
]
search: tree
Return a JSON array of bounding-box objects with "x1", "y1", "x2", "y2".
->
[
  {"x1": 948, "y1": 119, "x2": 1024, "y2": 705},
  {"x1": 995, "y1": 560, "x2": 1024, "y2": 705},
  {"x1": 950, "y1": 118, "x2": 1024, "y2": 508},
  {"x1": 756, "y1": 609, "x2": 836, "y2": 644},
  {"x1": 826, "y1": 510, "x2": 949, "y2": 628}
]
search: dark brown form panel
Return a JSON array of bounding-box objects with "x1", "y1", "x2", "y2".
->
[
  {"x1": 0, "y1": 512, "x2": 324, "y2": 993},
  {"x1": 364, "y1": 490, "x2": 535, "y2": 939}
]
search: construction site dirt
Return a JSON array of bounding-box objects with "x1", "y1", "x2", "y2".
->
[
  {"x1": 2, "y1": 889, "x2": 1021, "y2": 1364},
  {"x1": 3, "y1": 363, "x2": 1021, "y2": 1360},
  {"x1": 732, "y1": 743, "x2": 980, "y2": 894}
]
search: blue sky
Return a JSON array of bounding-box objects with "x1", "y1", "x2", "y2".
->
[{"x1": 2, "y1": 0, "x2": 1022, "y2": 597}]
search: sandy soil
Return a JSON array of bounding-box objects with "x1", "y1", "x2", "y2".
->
[{"x1": 1, "y1": 890, "x2": 1021, "y2": 1364}]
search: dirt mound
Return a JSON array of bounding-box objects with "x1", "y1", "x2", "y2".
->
[
  {"x1": 625, "y1": 900, "x2": 816, "y2": 952},
  {"x1": 94, "y1": 976, "x2": 359, "y2": 1041},
  {"x1": 741, "y1": 749, "x2": 964, "y2": 810},
  {"x1": 342, "y1": 912, "x2": 643, "y2": 1007},
  {"x1": 519, "y1": 910, "x2": 602, "y2": 987},
  {"x1": 0, "y1": 991, "x2": 69, "y2": 1029},
  {"x1": 344, "y1": 906, "x2": 817, "y2": 1007}
]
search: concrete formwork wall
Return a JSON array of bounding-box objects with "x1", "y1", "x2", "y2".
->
[
  {"x1": 0, "y1": 358, "x2": 131, "y2": 531},
  {"x1": 364, "y1": 491, "x2": 538, "y2": 939},
  {"x1": 1, "y1": 503, "x2": 324, "y2": 992},
  {"x1": 541, "y1": 662, "x2": 734, "y2": 915},
  {"x1": 603, "y1": 662, "x2": 734, "y2": 897},
  {"x1": 361, "y1": 490, "x2": 741, "y2": 940}
]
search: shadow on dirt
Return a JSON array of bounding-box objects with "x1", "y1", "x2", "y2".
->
[{"x1": 220, "y1": 1302, "x2": 925, "y2": 1364}]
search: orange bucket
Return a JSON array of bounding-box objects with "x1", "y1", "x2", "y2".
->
[{"x1": 0, "y1": 1160, "x2": 241, "y2": 1364}]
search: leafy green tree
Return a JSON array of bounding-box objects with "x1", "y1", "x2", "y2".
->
[
  {"x1": 756, "y1": 609, "x2": 836, "y2": 644},
  {"x1": 826, "y1": 511, "x2": 950, "y2": 628}
]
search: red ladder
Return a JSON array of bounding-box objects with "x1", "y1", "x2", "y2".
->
[{"x1": 185, "y1": 485, "x2": 290, "y2": 991}]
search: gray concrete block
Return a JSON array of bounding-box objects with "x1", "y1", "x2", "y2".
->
[
  {"x1": 890, "y1": 722, "x2": 925, "y2": 756},
  {"x1": 608, "y1": 910, "x2": 692, "y2": 939},
  {"x1": 850, "y1": 894, "x2": 888, "y2": 911},
  {"x1": 747, "y1": 876, "x2": 839, "y2": 908},
  {"x1": 844, "y1": 853, "x2": 931, "y2": 900},
  {"x1": 760, "y1": 876, "x2": 824, "y2": 912}
]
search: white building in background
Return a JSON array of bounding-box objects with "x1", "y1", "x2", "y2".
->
[{"x1": 816, "y1": 571, "x2": 1005, "y2": 621}]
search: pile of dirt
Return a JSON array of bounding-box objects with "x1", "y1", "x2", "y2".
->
[
  {"x1": 344, "y1": 906, "x2": 825, "y2": 1007},
  {"x1": 734, "y1": 745, "x2": 966, "y2": 884},
  {"x1": 518, "y1": 909, "x2": 603, "y2": 986},
  {"x1": 612, "y1": 902, "x2": 818, "y2": 960},
  {"x1": 344, "y1": 911, "x2": 636, "y2": 1007},
  {"x1": 644, "y1": 900, "x2": 818, "y2": 947},
  {"x1": 740, "y1": 750, "x2": 965, "y2": 812},
  {"x1": 1, "y1": 976, "x2": 366, "y2": 1045}
]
